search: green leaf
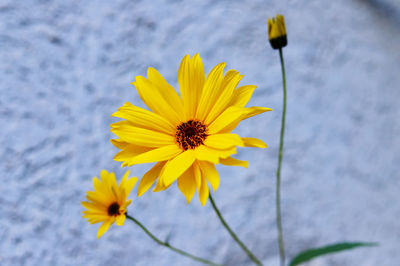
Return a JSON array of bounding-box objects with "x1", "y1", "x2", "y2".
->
[{"x1": 289, "y1": 242, "x2": 378, "y2": 266}]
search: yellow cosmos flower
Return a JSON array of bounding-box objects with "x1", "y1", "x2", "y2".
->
[
  {"x1": 82, "y1": 170, "x2": 138, "y2": 238},
  {"x1": 267, "y1": 14, "x2": 287, "y2": 49},
  {"x1": 111, "y1": 54, "x2": 272, "y2": 206}
]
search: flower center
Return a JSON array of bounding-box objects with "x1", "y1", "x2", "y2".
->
[
  {"x1": 107, "y1": 202, "x2": 120, "y2": 216},
  {"x1": 175, "y1": 120, "x2": 208, "y2": 151}
]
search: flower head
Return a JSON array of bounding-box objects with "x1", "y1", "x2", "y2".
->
[
  {"x1": 82, "y1": 170, "x2": 138, "y2": 238},
  {"x1": 267, "y1": 14, "x2": 287, "y2": 49},
  {"x1": 111, "y1": 54, "x2": 272, "y2": 205}
]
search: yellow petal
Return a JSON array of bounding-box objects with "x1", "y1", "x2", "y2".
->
[
  {"x1": 214, "y1": 106, "x2": 272, "y2": 134},
  {"x1": 111, "y1": 122, "x2": 175, "y2": 148},
  {"x1": 122, "y1": 200, "x2": 132, "y2": 210},
  {"x1": 122, "y1": 145, "x2": 182, "y2": 167},
  {"x1": 137, "y1": 162, "x2": 165, "y2": 197},
  {"x1": 268, "y1": 14, "x2": 286, "y2": 40},
  {"x1": 178, "y1": 54, "x2": 205, "y2": 119},
  {"x1": 112, "y1": 102, "x2": 175, "y2": 134},
  {"x1": 153, "y1": 176, "x2": 170, "y2": 192},
  {"x1": 94, "y1": 176, "x2": 114, "y2": 202},
  {"x1": 204, "y1": 70, "x2": 243, "y2": 124},
  {"x1": 119, "y1": 170, "x2": 131, "y2": 188},
  {"x1": 204, "y1": 133, "x2": 244, "y2": 149},
  {"x1": 132, "y1": 76, "x2": 182, "y2": 125},
  {"x1": 110, "y1": 139, "x2": 130, "y2": 149},
  {"x1": 98, "y1": 172, "x2": 120, "y2": 203},
  {"x1": 89, "y1": 219, "x2": 103, "y2": 224},
  {"x1": 108, "y1": 172, "x2": 119, "y2": 192},
  {"x1": 97, "y1": 218, "x2": 114, "y2": 239},
  {"x1": 177, "y1": 166, "x2": 197, "y2": 204},
  {"x1": 82, "y1": 210, "x2": 109, "y2": 217},
  {"x1": 193, "y1": 161, "x2": 202, "y2": 188},
  {"x1": 113, "y1": 145, "x2": 153, "y2": 163},
  {"x1": 115, "y1": 214, "x2": 126, "y2": 226},
  {"x1": 147, "y1": 67, "x2": 184, "y2": 116},
  {"x1": 220, "y1": 157, "x2": 248, "y2": 168},
  {"x1": 242, "y1": 137, "x2": 268, "y2": 148},
  {"x1": 194, "y1": 145, "x2": 237, "y2": 164},
  {"x1": 242, "y1": 106, "x2": 273, "y2": 120},
  {"x1": 81, "y1": 201, "x2": 107, "y2": 212},
  {"x1": 121, "y1": 178, "x2": 133, "y2": 203},
  {"x1": 160, "y1": 150, "x2": 195, "y2": 186},
  {"x1": 207, "y1": 106, "x2": 247, "y2": 134},
  {"x1": 85, "y1": 215, "x2": 108, "y2": 224},
  {"x1": 229, "y1": 85, "x2": 257, "y2": 107},
  {"x1": 198, "y1": 161, "x2": 219, "y2": 192},
  {"x1": 194, "y1": 145, "x2": 219, "y2": 164},
  {"x1": 198, "y1": 175, "x2": 209, "y2": 206},
  {"x1": 117, "y1": 188, "x2": 126, "y2": 206},
  {"x1": 196, "y1": 62, "x2": 226, "y2": 120},
  {"x1": 99, "y1": 170, "x2": 109, "y2": 184},
  {"x1": 122, "y1": 177, "x2": 138, "y2": 199},
  {"x1": 86, "y1": 191, "x2": 109, "y2": 206},
  {"x1": 84, "y1": 213, "x2": 109, "y2": 223},
  {"x1": 122, "y1": 199, "x2": 132, "y2": 209}
]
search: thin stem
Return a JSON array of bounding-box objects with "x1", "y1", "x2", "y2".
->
[
  {"x1": 208, "y1": 194, "x2": 263, "y2": 266},
  {"x1": 126, "y1": 214, "x2": 222, "y2": 266},
  {"x1": 276, "y1": 48, "x2": 287, "y2": 266}
]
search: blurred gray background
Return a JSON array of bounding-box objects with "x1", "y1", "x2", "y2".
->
[{"x1": 1, "y1": 0, "x2": 399, "y2": 265}]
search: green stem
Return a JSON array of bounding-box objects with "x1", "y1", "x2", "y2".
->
[
  {"x1": 276, "y1": 48, "x2": 287, "y2": 266},
  {"x1": 126, "y1": 214, "x2": 222, "y2": 266},
  {"x1": 209, "y1": 194, "x2": 263, "y2": 266}
]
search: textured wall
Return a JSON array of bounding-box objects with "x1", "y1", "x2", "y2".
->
[{"x1": 1, "y1": 0, "x2": 400, "y2": 265}]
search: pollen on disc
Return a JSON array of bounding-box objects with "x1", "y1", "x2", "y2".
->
[{"x1": 175, "y1": 120, "x2": 208, "y2": 150}]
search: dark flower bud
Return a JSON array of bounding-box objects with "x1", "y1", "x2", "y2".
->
[{"x1": 268, "y1": 14, "x2": 287, "y2": 49}]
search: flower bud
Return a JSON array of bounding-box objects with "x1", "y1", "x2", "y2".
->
[{"x1": 267, "y1": 14, "x2": 287, "y2": 49}]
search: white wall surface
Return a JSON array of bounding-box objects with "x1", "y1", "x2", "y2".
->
[{"x1": 1, "y1": 0, "x2": 399, "y2": 265}]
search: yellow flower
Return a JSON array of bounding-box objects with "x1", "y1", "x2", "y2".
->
[
  {"x1": 81, "y1": 170, "x2": 138, "y2": 238},
  {"x1": 111, "y1": 54, "x2": 272, "y2": 206},
  {"x1": 267, "y1": 14, "x2": 287, "y2": 49}
]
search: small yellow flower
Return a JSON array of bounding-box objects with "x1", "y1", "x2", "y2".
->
[
  {"x1": 82, "y1": 170, "x2": 138, "y2": 238},
  {"x1": 111, "y1": 54, "x2": 272, "y2": 206},
  {"x1": 267, "y1": 14, "x2": 287, "y2": 49}
]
